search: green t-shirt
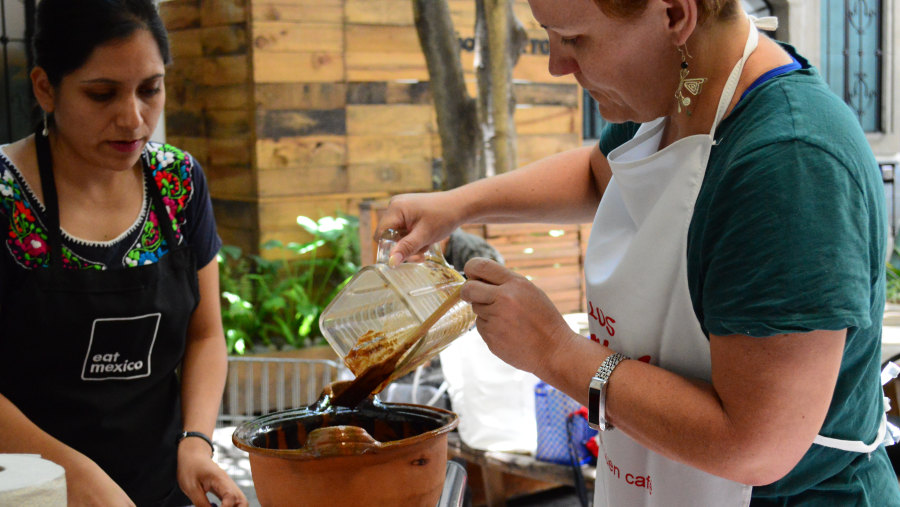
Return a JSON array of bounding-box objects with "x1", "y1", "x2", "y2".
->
[{"x1": 598, "y1": 45, "x2": 899, "y2": 505}]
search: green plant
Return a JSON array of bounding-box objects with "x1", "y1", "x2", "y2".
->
[
  {"x1": 218, "y1": 214, "x2": 360, "y2": 354},
  {"x1": 888, "y1": 247, "x2": 900, "y2": 303}
]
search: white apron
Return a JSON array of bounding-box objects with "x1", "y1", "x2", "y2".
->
[{"x1": 583, "y1": 15, "x2": 893, "y2": 507}]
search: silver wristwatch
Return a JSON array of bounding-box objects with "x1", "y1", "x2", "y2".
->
[{"x1": 588, "y1": 352, "x2": 628, "y2": 431}]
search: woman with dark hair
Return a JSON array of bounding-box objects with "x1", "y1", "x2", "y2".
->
[
  {"x1": 378, "y1": 0, "x2": 900, "y2": 505},
  {"x1": 0, "y1": 1, "x2": 246, "y2": 505}
]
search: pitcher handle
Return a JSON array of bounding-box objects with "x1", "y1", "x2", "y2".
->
[{"x1": 376, "y1": 228, "x2": 449, "y2": 267}]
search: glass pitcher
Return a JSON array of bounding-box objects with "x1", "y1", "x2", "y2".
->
[{"x1": 319, "y1": 229, "x2": 476, "y2": 389}]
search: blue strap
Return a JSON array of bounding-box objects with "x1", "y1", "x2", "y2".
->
[{"x1": 739, "y1": 54, "x2": 801, "y2": 102}]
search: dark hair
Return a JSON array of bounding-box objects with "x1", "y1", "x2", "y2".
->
[{"x1": 33, "y1": 0, "x2": 171, "y2": 87}]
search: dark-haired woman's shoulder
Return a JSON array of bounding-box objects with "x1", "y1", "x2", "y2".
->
[{"x1": 143, "y1": 141, "x2": 221, "y2": 268}]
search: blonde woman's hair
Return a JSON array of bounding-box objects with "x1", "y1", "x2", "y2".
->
[{"x1": 592, "y1": 0, "x2": 741, "y2": 24}]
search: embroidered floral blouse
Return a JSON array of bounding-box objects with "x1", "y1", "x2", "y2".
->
[{"x1": 0, "y1": 142, "x2": 221, "y2": 286}]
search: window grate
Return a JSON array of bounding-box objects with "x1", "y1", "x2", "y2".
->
[
  {"x1": 821, "y1": 0, "x2": 883, "y2": 132},
  {"x1": 0, "y1": 0, "x2": 35, "y2": 144}
]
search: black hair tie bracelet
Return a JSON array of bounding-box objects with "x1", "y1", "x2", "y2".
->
[{"x1": 177, "y1": 431, "x2": 215, "y2": 458}]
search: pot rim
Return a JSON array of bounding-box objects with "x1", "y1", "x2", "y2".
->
[{"x1": 231, "y1": 401, "x2": 459, "y2": 460}]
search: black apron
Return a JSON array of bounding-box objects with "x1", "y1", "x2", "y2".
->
[{"x1": 0, "y1": 130, "x2": 199, "y2": 506}]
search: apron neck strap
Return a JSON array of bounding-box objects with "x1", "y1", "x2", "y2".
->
[
  {"x1": 33, "y1": 133, "x2": 180, "y2": 270},
  {"x1": 141, "y1": 150, "x2": 179, "y2": 249},
  {"x1": 34, "y1": 128, "x2": 63, "y2": 270},
  {"x1": 709, "y1": 15, "x2": 767, "y2": 136}
]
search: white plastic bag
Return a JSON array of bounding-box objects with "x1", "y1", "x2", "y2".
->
[{"x1": 440, "y1": 327, "x2": 539, "y2": 453}]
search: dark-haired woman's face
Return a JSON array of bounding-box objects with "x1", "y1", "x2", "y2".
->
[{"x1": 49, "y1": 29, "x2": 165, "y2": 171}]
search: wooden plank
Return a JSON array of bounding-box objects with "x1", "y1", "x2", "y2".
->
[
  {"x1": 517, "y1": 134, "x2": 581, "y2": 165},
  {"x1": 208, "y1": 137, "x2": 253, "y2": 166},
  {"x1": 206, "y1": 109, "x2": 252, "y2": 138},
  {"x1": 202, "y1": 84, "x2": 253, "y2": 110},
  {"x1": 345, "y1": 52, "x2": 429, "y2": 82},
  {"x1": 515, "y1": 105, "x2": 578, "y2": 135},
  {"x1": 580, "y1": 223, "x2": 592, "y2": 258},
  {"x1": 551, "y1": 297, "x2": 584, "y2": 315},
  {"x1": 256, "y1": 136, "x2": 346, "y2": 170},
  {"x1": 202, "y1": 24, "x2": 249, "y2": 56},
  {"x1": 386, "y1": 81, "x2": 433, "y2": 104},
  {"x1": 498, "y1": 246, "x2": 582, "y2": 268},
  {"x1": 345, "y1": 25, "x2": 420, "y2": 53},
  {"x1": 346, "y1": 82, "x2": 388, "y2": 105},
  {"x1": 513, "y1": 55, "x2": 578, "y2": 84},
  {"x1": 165, "y1": 79, "x2": 204, "y2": 112},
  {"x1": 517, "y1": 264, "x2": 581, "y2": 283},
  {"x1": 255, "y1": 83, "x2": 346, "y2": 110},
  {"x1": 202, "y1": 54, "x2": 250, "y2": 86},
  {"x1": 165, "y1": 56, "x2": 204, "y2": 85},
  {"x1": 484, "y1": 223, "x2": 580, "y2": 237},
  {"x1": 345, "y1": 104, "x2": 434, "y2": 136},
  {"x1": 257, "y1": 166, "x2": 348, "y2": 197},
  {"x1": 346, "y1": 82, "x2": 433, "y2": 105},
  {"x1": 514, "y1": 83, "x2": 580, "y2": 107},
  {"x1": 346, "y1": 135, "x2": 432, "y2": 164},
  {"x1": 211, "y1": 198, "x2": 258, "y2": 230},
  {"x1": 168, "y1": 28, "x2": 203, "y2": 58},
  {"x1": 258, "y1": 193, "x2": 389, "y2": 230},
  {"x1": 160, "y1": 0, "x2": 201, "y2": 30},
  {"x1": 201, "y1": 0, "x2": 246, "y2": 27},
  {"x1": 523, "y1": 273, "x2": 582, "y2": 296},
  {"x1": 448, "y1": 434, "x2": 595, "y2": 490},
  {"x1": 488, "y1": 231, "x2": 581, "y2": 248},
  {"x1": 216, "y1": 224, "x2": 258, "y2": 254},
  {"x1": 357, "y1": 199, "x2": 387, "y2": 266},
  {"x1": 347, "y1": 161, "x2": 433, "y2": 193},
  {"x1": 447, "y1": 0, "x2": 475, "y2": 29},
  {"x1": 251, "y1": 0, "x2": 343, "y2": 23},
  {"x1": 514, "y1": 0, "x2": 543, "y2": 31},
  {"x1": 256, "y1": 109, "x2": 346, "y2": 138},
  {"x1": 252, "y1": 22, "x2": 343, "y2": 53},
  {"x1": 461, "y1": 462, "x2": 561, "y2": 507},
  {"x1": 253, "y1": 51, "x2": 344, "y2": 83},
  {"x1": 164, "y1": 110, "x2": 205, "y2": 137},
  {"x1": 345, "y1": 0, "x2": 414, "y2": 25},
  {"x1": 206, "y1": 163, "x2": 257, "y2": 199},
  {"x1": 164, "y1": 136, "x2": 208, "y2": 167}
]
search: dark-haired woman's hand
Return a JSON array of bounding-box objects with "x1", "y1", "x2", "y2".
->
[
  {"x1": 177, "y1": 438, "x2": 248, "y2": 507},
  {"x1": 65, "y1": 456, "x2": 135, "y2": 507}
]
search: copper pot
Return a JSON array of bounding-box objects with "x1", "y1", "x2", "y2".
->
[{"x1": 232, "y1": 382, "x2": 459, "y2": 507}]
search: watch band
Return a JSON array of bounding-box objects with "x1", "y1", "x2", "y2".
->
[
  {"x1": 588, "y1": 352, "x2": 628, "y2": 431},
  {"x1": 177, "y1": 430, "x2": 215, "y2": 458}
]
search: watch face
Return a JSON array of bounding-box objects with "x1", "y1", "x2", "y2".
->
[{"x1": 589, "y1": 382, "x2": 601, "y2": 428}]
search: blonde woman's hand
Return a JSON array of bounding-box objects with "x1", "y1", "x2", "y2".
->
[
  {"x1": 462, "y1": 257, "x2": 574, "y2": 377},
  {"x1": 376, "y1": 191, "x2": 467, "y2": 266}
]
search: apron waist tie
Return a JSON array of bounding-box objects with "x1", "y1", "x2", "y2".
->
[{"x1": 813, "y1": 361, "x2": 900, "y2": 452}]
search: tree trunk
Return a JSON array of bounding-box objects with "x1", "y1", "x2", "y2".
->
[
  {"x1": 476, "y1": 0, "x2": 527, "y2": 176},
  {"x1": 412, "y1": 0, "x2": 480, "y2": 189}
]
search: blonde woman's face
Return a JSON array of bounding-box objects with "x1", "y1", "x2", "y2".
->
[
  {"x1": 47, "y1": 29, "x2": 166, "y2": 172},
  {"x1": 529, "y1": 0, "x2": 681, "y2": 124}
]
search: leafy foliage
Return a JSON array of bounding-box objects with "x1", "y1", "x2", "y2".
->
[
  {"x1": 887, "y1": 247, "x2": 900, "y2": 303},
  {"x1": 218, "y1": 214, "x2": 360, "y2": 354}
]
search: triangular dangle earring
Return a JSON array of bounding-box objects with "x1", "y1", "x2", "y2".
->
[
  {"x1": 41, "y1": 112, "x2": 49, "y2": 137},
  {"x1": 675, "y1": 46, "x2": 707, "y2": 115}
]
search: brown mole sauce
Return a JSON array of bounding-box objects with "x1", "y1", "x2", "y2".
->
[{"x1": 253, "y1": 402, "x2": 445, "y2": 451}]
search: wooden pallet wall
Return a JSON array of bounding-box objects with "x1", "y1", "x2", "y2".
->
[
  {"x1": 359, "y1": 200, "x2": 591, "y2": 314},
  {"x1": 161, "y1": 0, "x2": 583, "y2": 255}
]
